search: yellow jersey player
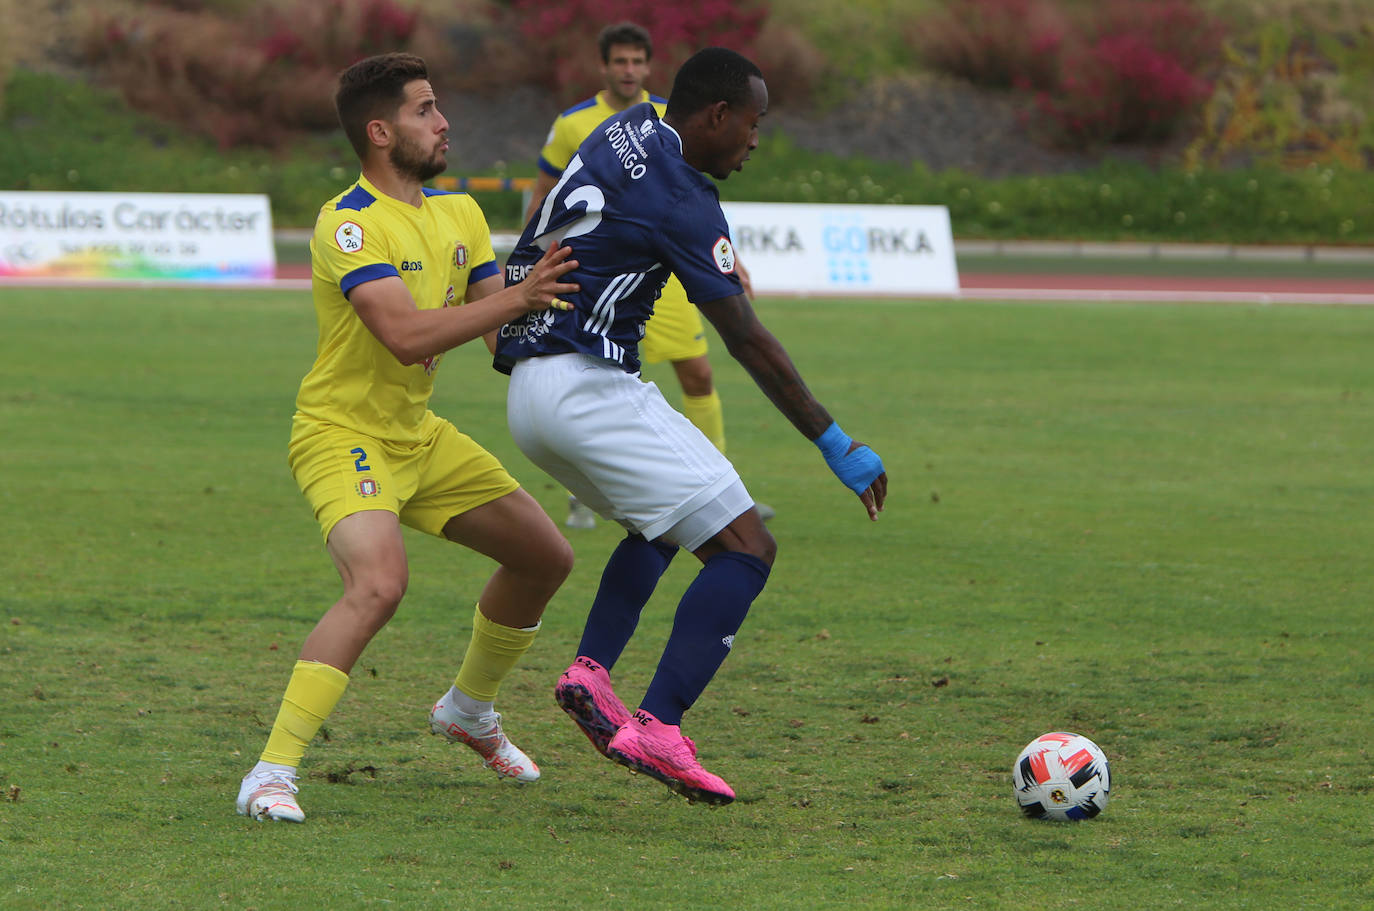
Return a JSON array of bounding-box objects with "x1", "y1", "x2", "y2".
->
[
  {"x1": 524, "y1": 22, "x2": 772, "y2": 528},
  {"x1": 236, "y1": 53, "x2": 580, "y2": 823}
]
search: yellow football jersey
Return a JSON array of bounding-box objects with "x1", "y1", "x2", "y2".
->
[
  {"x1": 537, "y1": 90, "x2": 668, "y2": 177},
  {"x1": 296, "y1": 175, "x2": 498, "y2": 442}
]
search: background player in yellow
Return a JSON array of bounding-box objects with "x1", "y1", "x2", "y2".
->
[
  {"x1": 525, "y1": 22, "x2": 773, "y2": 528},
  {"x1": 236, "y1": 53, "x2": 580, "y2": 823}
]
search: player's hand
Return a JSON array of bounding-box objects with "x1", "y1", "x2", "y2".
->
[
  {"x1": 848, "y1": 439, "x2": 887, "y2": 521},
  {"x1": 814, "y1": 423, "x2": 886, "y2": 521},
  {"x1": 520, "y1": 243, "x2": 580, "y2": 312}
]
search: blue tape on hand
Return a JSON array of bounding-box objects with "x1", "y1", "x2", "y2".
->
[{"x1": 814, "y1": 422, "x2": 885, "y2": 495}]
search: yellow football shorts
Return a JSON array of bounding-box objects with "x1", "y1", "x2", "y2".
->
[
  {"x1": 288, "y1": 412, "x2": 520, "y2": 542},
  {"x1": 641, "y1": 274, "x2": 709, "y2": 365}
]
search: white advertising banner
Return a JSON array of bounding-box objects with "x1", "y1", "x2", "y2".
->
[
  {"x1": 0, "y1": 191, "x2": 275, "y2": 283},
  {"x1": 720, "y1": 202, "x2": 959, "y2": 297}
]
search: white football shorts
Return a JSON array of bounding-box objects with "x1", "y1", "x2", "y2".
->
[{"x1": 507, "y1": 353, "x2": 754, "y2": 550}]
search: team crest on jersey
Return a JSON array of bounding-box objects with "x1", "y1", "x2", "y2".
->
[
  {"x1": 335, "y1": 221, "x2": 364, "y2": 253},
  {"x1": 454, "y1": 242, "x2": 467, "y2": 267},
  {"x1": 711, "y1": 236, "x2": 736, "y2": 274},
  {"x1": 357, "y1": 478, "x2": 379, "y2": 498},
  {"x1": 640, "y1": 119, "x2": 656, "y2": 137}
]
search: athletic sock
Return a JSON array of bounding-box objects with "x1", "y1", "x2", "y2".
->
[
  {"x1": 452, "y1": 603, "x2": 540, "y2": 702},
  {"x1": 442, "y1": 685, "x2": 492, "y2": 717},
  {"x1": 260, "y1": 659, "x2": 350, "y2": 767},
  {"x1": 682, "y1": 390, "x2": 726, "y2": 453},
  {"x1": 576, "y1": 534, "x2": 678, "y2": 669},
  {"x1": 640, "y1": 551, "x2": 771, "y2": 726}
]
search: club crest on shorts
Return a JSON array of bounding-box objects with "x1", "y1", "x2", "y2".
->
[
  {"x1": 335, "y1": 221, "x2": 364, "y2": 253},
  {"x1": 454, "y1": 242, "x2": 467, "y2": 268},
  {"x1": 357, "y1": 478, "x2": 379, "y2": 498},
  {"x1": 711, "y1": 236, "x2": 736, "y2": 274}
]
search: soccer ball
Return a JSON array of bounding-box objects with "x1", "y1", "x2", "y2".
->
[{"x1": 1012, "y1": 732, "x2": 1110, "y2": 821}]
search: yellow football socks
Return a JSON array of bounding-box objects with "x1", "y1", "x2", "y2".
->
[
  {"x1": 260, "y1": 659, "x2": 350, "y2": 767},
  {"x1": 452, "y1": 604, "x2": 540, "y2": 702},
  {"x1": 682, "y1": 390, "x2": 726, "y2": 453}
]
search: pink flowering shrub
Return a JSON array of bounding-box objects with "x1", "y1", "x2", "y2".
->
[
  {"x1": 915, "y1": 0, "x2": 1225, "y2": 145},
  {"x1": 508, "y1": 0, "x2": 770, "y2": 103},
  {"x1": 79, "y1": 0, "x2": 423, "y2": 148}
]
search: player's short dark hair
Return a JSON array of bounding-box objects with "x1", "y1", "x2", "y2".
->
[
  {"x1": 336, "y1": 53, "x2": 429, "y2": 160},
  {"x1": 665, "y1": 48, "x2": 764, "y2": 119},
  {"x1": 598, "y1": 22, "x2": 652, "y2": 62}
]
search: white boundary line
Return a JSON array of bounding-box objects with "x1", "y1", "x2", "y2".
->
[
  {"x1": 0, "y1": 277, "x2": 312, "y2": 292},
  {"x1": 747, "y1": 286, "x2": 1374, "y2": 306},
  {"x1": 956, "y1": 287, "x2": 1374, "y2": 306},
  {"x1": 4, "y1": 277, "x2": 1373, "y2": 306}
]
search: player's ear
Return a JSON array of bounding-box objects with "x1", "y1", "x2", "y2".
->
[
  {"x1": 366, "y1": 119, "x2": 391, "y2": 149},
  {"x1": 707, "y1": 100, "x2": 730, "y2": 130}
]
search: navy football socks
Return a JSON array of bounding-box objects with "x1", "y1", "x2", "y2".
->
[
  {"x1": 576, "y1": 534, "x2": 679, "y2": 669},
  {"x1": 640, "y1": 551, "x2": 771, "y2": 726}
]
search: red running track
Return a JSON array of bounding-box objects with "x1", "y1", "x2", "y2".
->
[{"x1": 272, "y1": 264, "x2": 1374, "y2": 304}]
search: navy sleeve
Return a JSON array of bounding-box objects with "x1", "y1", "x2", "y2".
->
[{"x1": 655, "y1": 186, "x2": 743, "y2": 304}]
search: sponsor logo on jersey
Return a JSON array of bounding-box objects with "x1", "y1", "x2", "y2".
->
[
  {"x1": 357, "y1": 478, "x2": 379, "y2": 498},
  {"x1": 400, "y1": 260, "x2": 423, "y2": 271},
  {"x1": 454, "y1": 242, "x2": 467, "y2": 267},
  {"x1": 498, "y1": 309, "x2": 557, "y2": 343},
  {"x1": 335, "y1": 221, "x2": 363, "y2": 253},
  {"x1": 711, "y1": 236, "x2": 736, "y2": 274}
]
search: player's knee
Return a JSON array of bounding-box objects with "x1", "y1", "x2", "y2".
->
[
  {"x1": 349, "y1": 572, "x2": 407, "y2": 623},
  {"x1": 544, "y1": 535, "x2": 575, "y2": 586},
  {"x1": 756, "y1": 531, "x2": 777, "y2": 567},
  {"x1": 738, "y1": 526, "x2": 777, "y2": 567},
  {"x1": 509, "y1": 531, "x2": 574, "y2": 590},
  {"x1": 673, "y1": 357, "x2": 713, "y2": 396}
]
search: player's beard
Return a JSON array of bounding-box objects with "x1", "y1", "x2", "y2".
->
[
  {"x1": 390, "y1": 132, "x2": 446, "y2": 182},
  {"x1": 610, "y1": 80, "x2": 641, "y2": 106}
]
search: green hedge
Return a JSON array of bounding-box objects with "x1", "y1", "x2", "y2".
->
[
  {"x1": 726, "y1": 135, "x2": 1371, "y2": 244},
  {"x1": 4, "y1": 69, "x2": 1369, "y2": 244}
]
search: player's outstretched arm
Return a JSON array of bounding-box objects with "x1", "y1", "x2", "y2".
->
[
  {"x1": 348, "y1": 243, "x2": 578, "y2": 365},
  {"x1": 696, "y1": 292, "x2": 887, "y2": 520},
  {"x1": 523, "y1": 172, "x2": 560, "y2": 225}
]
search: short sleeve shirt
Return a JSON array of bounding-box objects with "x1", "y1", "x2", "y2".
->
[
  {"x1": 297, "y1": 175, "x2": 499, "y2": 441},
  {"x1": 537, "y1": 91, "x2": 668, "y2": 178},
  {"x1": 495, "y1": 104, "x2": 742, "y2": 375}
]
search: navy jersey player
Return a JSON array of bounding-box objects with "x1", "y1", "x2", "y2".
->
[
  {"x1": 496, "y1": 109, "x2": 736, "y2": 375},
  {"x1": 496, "y1": 48, "x2": 888, "y2": 805}
]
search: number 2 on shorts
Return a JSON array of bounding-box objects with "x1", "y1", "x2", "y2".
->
[{"x1": 350, "y1": 447, "x2": 371, "y2": 472}]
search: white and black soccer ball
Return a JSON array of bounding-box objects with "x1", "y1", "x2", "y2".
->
[{"x1": 1012, "y1": 732, "x2": 1110, "y2": 821}]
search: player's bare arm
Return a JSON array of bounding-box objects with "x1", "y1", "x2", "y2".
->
[
  {"x1": 350, "y1": 243, "x2": 579, "y2": 365},
  {"x1": 697, "y1": 292, "x2": 887, "y2": 519},
  {"x1": 696, "y1": 291, "x2": 830, "y2": 436},
  {"x1": 523, "y1": 172, "x2": 560, "y2": 224}
]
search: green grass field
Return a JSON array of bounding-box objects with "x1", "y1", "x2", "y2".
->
[{"x1": 3, "y1": 287, "x2": 1373, "y2": 909}]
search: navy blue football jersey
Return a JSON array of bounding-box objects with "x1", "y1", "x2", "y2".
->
[{"x1": 494, "y1": 103, "x2": 742, "y2": 375}]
